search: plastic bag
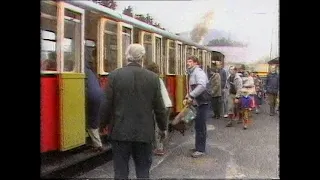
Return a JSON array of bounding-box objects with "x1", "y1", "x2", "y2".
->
[{"x1": 171, "y1": 105, "x2": 197, "y2": 126}]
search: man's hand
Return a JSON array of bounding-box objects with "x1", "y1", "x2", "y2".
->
[{"x1": 183, "y1": 95, "x2": 193, "y2": 106}]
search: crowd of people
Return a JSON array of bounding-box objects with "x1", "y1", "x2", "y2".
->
[{"x1": 84, "y1": 43, "x2": 279, "y2": 179}]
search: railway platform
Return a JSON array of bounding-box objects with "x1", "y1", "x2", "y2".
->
[{"x1": 72, "y1": 103, "x2": 279, "y2": 179}]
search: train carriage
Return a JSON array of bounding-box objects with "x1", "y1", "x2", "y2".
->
[{"x1": 40, "y1": 0, "x2": 224, "y2": 154}]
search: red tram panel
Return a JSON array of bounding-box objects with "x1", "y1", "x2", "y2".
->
[
  {"x1": 40, "y1": 76, "x2": 59, "y2": 153},
  {"x1": 166, "y1": 76, "x2": 176, "y2": 113}
]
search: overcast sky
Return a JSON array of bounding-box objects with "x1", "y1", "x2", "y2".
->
[{"x1": 115, "y1": 0, "x2": 279, "y2": 61}]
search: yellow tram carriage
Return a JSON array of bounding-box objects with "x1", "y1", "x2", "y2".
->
[{"x1": 40, "y1": 0, "x2": 224, "y2": 154}]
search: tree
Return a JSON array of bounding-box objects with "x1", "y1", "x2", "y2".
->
[
  {"x1": 123, "y1": 6, "x2": 133, "y2": 17},
  {"x1": 135, "y1": 14, "x2": 147, "y2": 23},
  {"x1": 92, "y1": 0, "x2": 117, "y2": 10},
  {"x1": 145, "y1": 14, "x2": 153, "y2": 25},
  {"x1": 122, "y1": 7, "x2": 165, "y2": 30}
]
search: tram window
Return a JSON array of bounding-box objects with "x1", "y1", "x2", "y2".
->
[
  {"x1": 133, "y1": 28, "x2": 140, "y2": 43},
  {"x1": 181, "y1": 45, "x2": 186, "y2": 74},
  {"x1": 103, "y1": 21, "x2": 118, "y2": 72},
  {"x1": 162, "y1": 39, "x2": 166, "y2": 74},
  {"x1": 192, "y1": 48, "x2": 195, "y2": 56},
  {"x1": 85, "y1": 40, "x2": 97, "y2": 74},
  {"x1": 168, "y1": 40, "x2": 176, "y2": 74},
  {"x1": 63, "y1": 9, "x2": 82, "y2": 73},
  {"x1": 41, "y1": 1, "x2": 57, "y2": 72},
  {"x1": 203, "y1": 52, "x2": 206, "y2": 70},
  {"x1": 41, "y1": 38, "x2": 57, "y2": 71},
  {"x1": 186, "y1": 46, "x2": 192, "y2": 58},
  {"x1": 122, "y1": 27, "x2": 132, "y2": 66},
  {"x1": 143, "y1": 33, "x2": 152, "y2": 66},
  {"x1": 177, "y1": 44, "x2": 182, "y2": 75},
  {"x1": 155, "y1": 37, "x2": 162, "y2": 74}
]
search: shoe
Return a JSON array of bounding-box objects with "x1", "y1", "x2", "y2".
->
[
  {"x1": 226, "y1": 121, "x2": 233, "y2": 127},
  {"x1": 224, "y1": 114, "x2": 228, "y2": 118},
  {"x1": 191, "y1": 151, "x2": 205, "y2": 158}
]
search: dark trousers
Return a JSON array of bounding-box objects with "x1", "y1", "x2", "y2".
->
[
  {"x1": 111, "y1": 140, "x2": 152, "y2": 179},
  {"x1": 211, "y1": 97, "x2": 221, "y2": 117},
  {"x1": 195, "y1": 104, "x2": 209, "y2": 152},
  {"x1": 87, "y1": 96, "x2": 102, "y2": 129}
]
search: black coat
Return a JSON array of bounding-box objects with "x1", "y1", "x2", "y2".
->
[
  {"x1": 99, "y1": 62, "x2": 167, "y2": 143},
  {"x1": 265, "y1": 73, "x2": 279, "y2": 94}
]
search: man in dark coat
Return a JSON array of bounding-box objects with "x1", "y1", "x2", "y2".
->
[
  {"x1": 85, "y1": 48, "x2": 104, "y2": 151},
  {"x1": 99, "y1": 44, "x2": 167, "y2": 179},
  {"x1": 265, "y1": 65, "x2": 279, "y2": 116},
  {"x1": 217, "y1": 63, "x2": 228, "y2": 118}
]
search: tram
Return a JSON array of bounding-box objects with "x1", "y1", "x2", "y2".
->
[{"x1": 40, "y1": 0, "x2": 225, "y2": 153}]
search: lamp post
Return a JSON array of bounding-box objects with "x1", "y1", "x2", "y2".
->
[{"x1": 252, "y1": 11, "x2": 277, "y2": 63}]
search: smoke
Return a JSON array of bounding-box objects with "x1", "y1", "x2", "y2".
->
[{"x1": 190, "y1": 10, "x2": 214, "y2": 45}]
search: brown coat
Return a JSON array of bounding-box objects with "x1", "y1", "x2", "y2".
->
[{"x1": 209, "y1": 72, "x2": 222, "y2": 97}]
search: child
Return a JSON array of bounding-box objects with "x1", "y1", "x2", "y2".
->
[{"x1": 239, "y1": 89, "x2": 255, "y2": 129}]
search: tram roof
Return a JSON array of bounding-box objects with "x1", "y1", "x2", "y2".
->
[
  {"x1": 268, "y1": 57, "x2": 279, "y2": 64},
  {"x1": 69, "y1": 1, "x2": 218, "y2": 53}
]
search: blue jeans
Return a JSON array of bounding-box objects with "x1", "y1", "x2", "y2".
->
[{"x1": 195, "y1": 104, "x2": 209, "y2": 152}]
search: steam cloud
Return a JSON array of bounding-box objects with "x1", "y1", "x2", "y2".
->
[{"x1": 190, "y1": 10, "x2": 214, "y2": 45}]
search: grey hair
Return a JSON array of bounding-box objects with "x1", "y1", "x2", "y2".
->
[{"x1": 125, "y1": 44, "x2": 146, "y2": 63}]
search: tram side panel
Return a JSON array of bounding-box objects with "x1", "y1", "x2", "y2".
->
[
  {"x1": 41, "y1": 1, "x2": 60, "y2": 153},
  {"x1": 41, "y1": 1, "x2": 87, "y2": 153},
  {"x1": 41, "y1": 75, "x2": 60, "y2": 152}
]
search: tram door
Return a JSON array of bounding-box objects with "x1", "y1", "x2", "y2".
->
[{"x1": 58, "y1": 2, "x2": 86, "y2": 151}]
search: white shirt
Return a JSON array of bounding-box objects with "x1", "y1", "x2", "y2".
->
[{"x1": 159, "y1": 78, "x2": 172, "y2": 108}]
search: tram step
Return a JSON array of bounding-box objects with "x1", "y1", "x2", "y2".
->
[{"x1": 41, "y1": 143, "x2": 112, "y2": 178}]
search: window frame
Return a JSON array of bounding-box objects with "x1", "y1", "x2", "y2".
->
[
  {"x1": 192, "y1": 46, "x2": 197, "y2": 56},
  {"x1": 203, "y1": 50, "x2": 207, "y2": 72},
  {"x1": 140, "y1": 31, "x2": 154, "y2": 67},
  {"x1": 166, "y1": 39, "x2": 176, "y2": 75},
  {"x1": 97, "y1": 18, "x2": 120, "y2": 75},
  {"x1": 153, "y1": 33, "x2": 163, "y2": 74},
  {"x1": 182, "y1": 44, "x2": 187, "y2": 75},
  {"x1": 176, "y1": 41, "x2": 183, "y2": 75},
  {"x1": 119, "y1": 22, "x2": 133, "y2": 68},
  {"x1": 41, "y1": 1, "x2": 58, "y2": 74},
  {"x1": 58, "y1": 2, "x2": 85, "y2": 74}
]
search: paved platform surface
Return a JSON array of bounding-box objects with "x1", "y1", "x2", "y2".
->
[{"x1": 75, "y1": 104, "x2": 279, "y2": 179}]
